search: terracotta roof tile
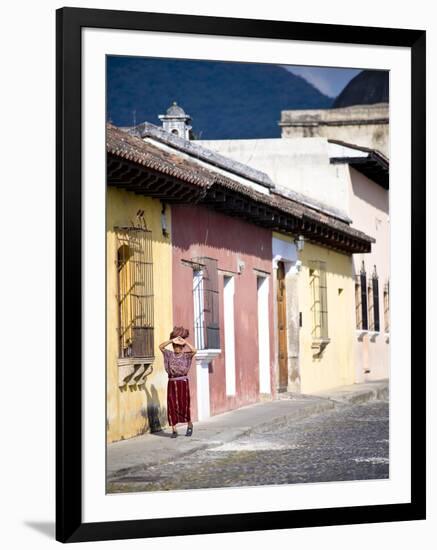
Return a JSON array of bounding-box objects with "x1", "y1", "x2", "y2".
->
[
  {"x1": 107, "y1": 124, "x2": 374, "y2": 247},
  {"x1": 125, "y1": 121, "x2": 274, "y2": 189},
  {"x1": 107, "y1": 124, "x2": 214, "y2": 189}
]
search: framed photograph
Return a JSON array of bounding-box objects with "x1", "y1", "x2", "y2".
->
[{"x1": 56, "y1": 6, "x2": 426, "y2": 543}]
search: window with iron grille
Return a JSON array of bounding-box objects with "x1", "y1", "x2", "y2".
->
[
  {"x1": 193, "y1": 257, "x2": 220, "y2": 350},
  {"x1": 358, "y1": 262, "x2": 369, "y2": 330},
  {"x1": 384, "y1": 280, "x2": 390, "y2": 333},
  {"x1": 309, "y1": 260, "x2": 328, "y2": 340},
  {"x1": 116, "y1": 225, "x2": 154, "y2": 358},
  {"x1": 372, "y1": 267, "x2": 380, "y2": 332},
  {"x1": 355, "y1": 277, "x2": 362, "y2": 329},
  {"x1": 367, "y1": 282, "x2": 374, "y2": 331}
]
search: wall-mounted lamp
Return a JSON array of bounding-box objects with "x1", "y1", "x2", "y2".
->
[
  {"x1": 161, "y1": 202, "x2": 169, "y2": 238},
  {"x1": 294, "y1": 234, "x2": 305, "y2": 252}
]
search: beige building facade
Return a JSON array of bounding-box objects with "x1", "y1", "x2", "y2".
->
[{"x1": 279, "y1": 103, "x2": 389, "y2": 157}]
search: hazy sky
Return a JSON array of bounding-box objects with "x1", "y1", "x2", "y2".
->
[{"x1": 285, "y1": 66, "x2": 362, "y2": 98}]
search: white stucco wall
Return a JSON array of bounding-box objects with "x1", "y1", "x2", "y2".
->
[{"x1": 198, "y1": 137, "x2": 350, "y2": 216}]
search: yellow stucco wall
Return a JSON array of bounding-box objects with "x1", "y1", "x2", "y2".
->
[
  {"x1": 299, "y1": 242, "x2": 355, "y2": 393},
  {"x1": 107, "y1": 188, "x2": 172, "y2": 443}
]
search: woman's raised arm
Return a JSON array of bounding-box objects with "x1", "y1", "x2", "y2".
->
[
  {"x1": 159, "y1": 339, "x2": 173, "y2": 352},
  {"x1": 183, "y1": 339, "x2": 197, "y2": 356}
]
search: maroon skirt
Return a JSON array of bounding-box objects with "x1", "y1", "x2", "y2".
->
[{"x1": 167, "y1": 377, "x2": 191, "y2": 426}]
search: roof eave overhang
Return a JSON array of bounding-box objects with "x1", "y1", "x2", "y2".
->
[
  {"x1": 107, "y1": 153, "x2": 208, "y2": 204},
  {"x1": 330, "y1": 155, "x2": 389, "y2": 189},
  {"x1": 107, "y1": 151, "x2": 374, "y2": 255}
]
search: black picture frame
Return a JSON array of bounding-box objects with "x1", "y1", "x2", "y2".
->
[{"x1": 56, "y1": 6, "x2": 426, "y2": 543}]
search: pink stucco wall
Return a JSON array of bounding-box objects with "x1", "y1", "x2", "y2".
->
[
  {"x1": 171, "y1": 204, "x2": 276, "y2": 420},
  {"x1": 349, "y1": 166, "x2": 390, "y2": 382}
]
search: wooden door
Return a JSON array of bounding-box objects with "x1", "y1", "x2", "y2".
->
[{"x1": 277, "y1": 261, "x2": 288, "y2": 390}]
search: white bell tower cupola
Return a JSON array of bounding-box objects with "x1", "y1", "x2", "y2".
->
[{"x1": 158, "y1": 101, "x2": 192, "y2": 140}]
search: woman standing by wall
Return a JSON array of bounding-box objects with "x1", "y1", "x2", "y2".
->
[{"x1": 159, "y1": 326, "x2": 197, "y2": 437}]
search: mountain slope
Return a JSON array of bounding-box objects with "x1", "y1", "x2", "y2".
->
[
  {"x1": 107, "y1": 57, "x2": 333, "y2": 139},
  {"x1": 333, "y1": 70, "x2": 388, "y2": 108}
]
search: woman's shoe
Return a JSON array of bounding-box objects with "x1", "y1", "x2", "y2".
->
[
  {"x1": 185, "y1": 425, "x2": 193, "y2": 437},
  {"x1": 171, "y1": 430, "x2": 178, "y2": 438}
]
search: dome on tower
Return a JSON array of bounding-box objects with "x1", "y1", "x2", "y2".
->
[
  {"x1": 158, "y1": 101, "x2": 192, "y2": 140},
  {"x1": 166, "y1": 101, "x2": 187, "y2": 117},
  {"x1": 333, "y1": 70, "x2": 389, "y2": 109}
]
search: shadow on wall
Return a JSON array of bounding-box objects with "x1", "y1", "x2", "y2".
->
[
  {"x1": 141, "y1": 384, "x2": 168, "y2": 434},
  {"x1": 106, "y1": 382, "x2": 168, "y2": 440},
  {"x1": 172, "y1": 204, "x2": 273, "y2": 261},
  {"x1": 350, "y1": 166, "x2": 389, "y2": 213}
]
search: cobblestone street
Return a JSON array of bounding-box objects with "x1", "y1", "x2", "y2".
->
[{"x1": 108, "y1": 400, "x2": 389, "y2": 493}]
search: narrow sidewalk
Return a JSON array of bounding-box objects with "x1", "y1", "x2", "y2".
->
[{"x1": 107, "y1": 379, "x2": 388, "y2": 480}]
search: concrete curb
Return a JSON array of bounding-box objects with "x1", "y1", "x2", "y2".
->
[
  {"x1": 314, "y1": 380, "x2": 389, "y2": 405},
  {"x1": 244, "y1": 398, "x2": 336, "y2": 435}
]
